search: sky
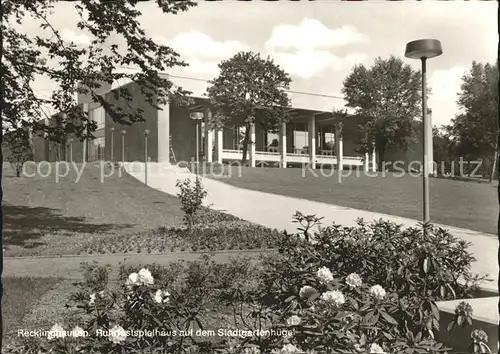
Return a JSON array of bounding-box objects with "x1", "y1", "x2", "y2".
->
[{"x1": 23, "y1": 0, "x2": 498, "y2": 128}]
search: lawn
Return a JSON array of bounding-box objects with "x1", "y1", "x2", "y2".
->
[
  {"x1": 2, "y1": 163, "x2": 188, "y2": 256},
  {"x1": 2, "y1": 277, "x2": 61, "y2": 344},
  {"x1": 205, "y1": 166, "x2": 497, "y2": 234}
]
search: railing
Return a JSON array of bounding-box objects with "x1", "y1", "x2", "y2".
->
[{"x1": 221, "y1": 149, "x2": 364, "y2": 166}]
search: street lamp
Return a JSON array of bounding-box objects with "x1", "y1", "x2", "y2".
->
[
  {"x1": 121, "y1": 130, "x2": 126, "y2": 164},
  {"x1": 405, "y1": 39, "x2": 442, "y2": 224},
  {"x1": 110, "y1": 127, "x2": 115, "y2": 162},
  {"x1": 190, "y1": 112, "x2": 204, "y2": 174},
  {"x1": 144, "y1": 129, "x2": 150, "y2": 185}
]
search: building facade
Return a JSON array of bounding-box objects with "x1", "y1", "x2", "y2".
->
[{"x1": 32, "y1": 79, "x2": 431, "y2": 172}]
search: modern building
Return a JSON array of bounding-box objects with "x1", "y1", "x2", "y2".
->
[{"x1": 32, "y1": 75, "x2": 429, "y2": 172}]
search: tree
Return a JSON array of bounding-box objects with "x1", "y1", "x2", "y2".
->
[
  {"x1": 3, "y1": 128, "x2": 33, "y2": 177},
  {"x1": 450, "y1": 61, "x2": 498, "y2": 180},
  {"x1": 1, "y1": 0, "x2": 197, "y2": 345},
  {"x1": 341, "y1": 55, "x2": 424, "y2": 170},
  {"x1": 206, "y1": 51, "x2": 292, "y2": 163}
]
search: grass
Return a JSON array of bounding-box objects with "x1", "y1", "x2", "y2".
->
[
  {"x1": 2, "y1": 277, "x2": 61, "y2": 344},
  {"x1": 2, "y1": 163, "x2": 187, "y2": 256},
  {"x1": 205, "y1": 166, "x2": 497, "y2": 234}
]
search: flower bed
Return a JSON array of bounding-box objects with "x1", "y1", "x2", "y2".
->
[
  {"x1": 79, "y1": 210, "x2": 282, "y2": 254},
  {"x1": 7, "y1": 213, "x2": 488, "y2": 354}
]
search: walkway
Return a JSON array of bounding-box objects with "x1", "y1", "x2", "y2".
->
[
  {"x1": 125, "y1": 162, "x2": 498, "y2": 294},
  {"x1": 3, "y1": 250, "x2": 269, "y2": 279}
]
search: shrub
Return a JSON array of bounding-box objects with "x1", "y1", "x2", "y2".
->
[
  {"x1": 176, "y1": 177, "x2": 208, "y2": 229},
  {"x1": 6, "y1": 213, "x2": 485, "y2": 354},
  {"x1": 214, "y1": 212, "x2": 484, "y2": 353}
]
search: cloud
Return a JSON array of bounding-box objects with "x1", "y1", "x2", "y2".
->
[
  {"x1": 271, "y1": 51, "x2": 367, "y2": 78},
  {"x1": 60, "y1": 29, "x2": 91, "y2": 45},
  {"x1": 264, "y1": 20, "x2": 367, "y2": 78},
  {"x1": 156, "y1": 32, "x2": 249, "y2": 76},
  {"x1": 265, "y1": 19, "x2": 367, "y2": 52},
  {"x1": 428, "y1": 66, "x2": 466, "y2": 125}
]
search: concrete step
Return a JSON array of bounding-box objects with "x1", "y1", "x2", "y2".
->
[{"x1": 437, "y1": 296, "x2": 498, "y2": 353}]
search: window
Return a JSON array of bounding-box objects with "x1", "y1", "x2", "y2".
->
[
  {"x1": 88, "y1": 106, "x2": 105, "y2": 130},
  {"x1": 91, "y1": 137, "x2": 105, "y2": 160}
]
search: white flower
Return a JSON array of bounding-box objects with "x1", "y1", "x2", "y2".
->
[
  {"x1": 242, "y1": 347, "x2": 261, "y2": 354},
  {"x1": 299, "y1": 285, "x2": 317, "y2": 300},
  {"x1": 369, "y1": 343, "x2": 386, "y2": 353},
  {"x1": 346, "y1": 273, "x2": 362, "y2": 288},
  {"x1": 369, "y1": 285, "x2": 386, "y2": 300},
  {"x1": 98, "y1": 290, "x2": 105, "y2": 297},
  {"x1": 47, "y1": 323, "x2": 66, "y2": 340},
  {"x1": 272, "y1": 343, "x2": 301, "y2": 354},
  {"x1": 286, "y1": 315, "x2": 301, "y2": 326},
  {"x1": 89, "y1": 293, "x2": 96, "y2": 305},
  {"x1": 70, "y1": 326, "x2": 86, "y2": 338},
  {"x1": 153, "y1": 289, "x2": 170, "y2": 304},
  {"x1": 320, "y1": 290, "x2": 345, "y2": 306},
  {"x1": 108, "y1": 325, "x2": 127, "y2": 344},
  {"x1": 138, "y1": 268, "x2": 154, "y2": 285},
  {"x1": 316, "y1": 267, "x2": 334, "y2": 284},
  {"x1": 126, "y1": 272, "x2": 139, "y2": 287}
]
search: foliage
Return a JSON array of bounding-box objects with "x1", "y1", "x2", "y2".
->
[
  {"x1": 2, "y1": 1, "x2": 197, "y2": 344},
  {"x1": 2, "y1": 0, "x2": 196, "y2": 141},
  {"x1": 216, "y1": 213, "x2": 484, "y2": 353},
  {"x1": 176, "y1": 178, "x2": 208, "y2": 229},
  {"x1": 3, "y1": 128, "x2": 33, "y2": 177},
  {"x1": 206, "y1": 51, "x2": 292, "y2": 163},
  {"x1": 446, "y1": 61, "x2": 498, "y2": 180},
  {"x1": 342, "y1": 56, "x2": 423, "y2": 169},
  {"x1": 4, "y1": 214, "x2": 488, "y2": 354}
]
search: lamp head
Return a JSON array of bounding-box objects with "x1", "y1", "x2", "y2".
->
[
  {"x1": 405, "y1": 39, "x2": 442, "y2": 59},
  {"x1": 111, "y1": 127, "x2": 115, "y2": 132},
  {"x1": 144, "y1": 129, "x2": 150, "y2": 136},
  {"x1": 121, "y1": 130, "x2": 126, "y2": 135}
]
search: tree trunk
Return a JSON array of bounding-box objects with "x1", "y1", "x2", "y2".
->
[
  {"x1": 490, "y1": 139, "x2": 498, "y2": 182},
  {"x1": 241, "y1": 125, "x2": 250, "y2": 164},
  {"x1": 376, "y1": 143, "x2": 386, "y2": 171}
]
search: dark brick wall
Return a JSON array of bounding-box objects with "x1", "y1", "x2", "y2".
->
[
  {"x1": 103, "y1": 82, "x2": 159, "y2": 162},
  {"x1": 170, "y1": 104, "x2": 200, "y2": 163}
]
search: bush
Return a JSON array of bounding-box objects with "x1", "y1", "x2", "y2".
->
[
  {"x1": 176, "y1": 177, "x2": 207, "y2": 229},
  {"x1": 6, "y1": 213, "x2": 485, "y2": 354},
  {"x1": 214, "y1": 212, "x2": 485, "y2": 353}
]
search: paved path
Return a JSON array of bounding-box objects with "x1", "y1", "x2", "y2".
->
[
  {"x1": 125, "y1": 162, "x2": 498, "y2": 294},
  {"x1": 3, "y1": 250, "x2": 269, "y2": 279}
]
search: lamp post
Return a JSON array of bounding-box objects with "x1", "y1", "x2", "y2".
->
[
  {"x1": 110, "y1": 127, "x2": 115, "y2": 162},
  {"x1": 121, "y1": 130, "x2": 126, "y2": 164},
  {"x1": 144, "y1": 129, "x2": 150, "y2": 185},
  {"x1": 190, "y1": 112, "x2": 204, "y2": 174},
  {"x1": 405, "y1": 39, "x2": 442, "y2": 224}
]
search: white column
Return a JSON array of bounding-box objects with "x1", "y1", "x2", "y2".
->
[
  {"x1": 279, "y1": 122, "x2": 287, "y2": 168},
  {"x1": 335, "y1": 124, "x2": 343, "y2": 171},
  {"x1": 204, "y1": 108, "x2": 213, "y2": 163},
  {"x1": 308, "y1": 115, "x2": 316, "y2": 169},
  {"x1": 215, "y1": 128, "x2": 223, "y2": 163},
  {"x1": 249, "y1": 123, "x2": 256, "y2": 167},
  {"x1": 157, "y1": 101, "x2": 170, "y2": 163},
  {"x1": 371, "y1": 146, "x2": 377, "y2": 172},
  {"x1": 364, "y1": 152, "x2": 369, "y2": 172}
]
